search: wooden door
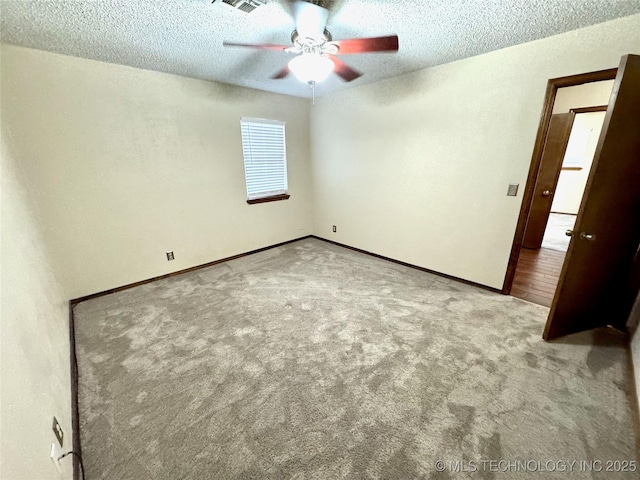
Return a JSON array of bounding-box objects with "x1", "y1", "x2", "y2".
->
[
  {"x1": 543, "y1": 54, "x2": 640, "y2": 340},
  {"x1": 522, "y1": 113, "x2": 575, "y2": 249}
]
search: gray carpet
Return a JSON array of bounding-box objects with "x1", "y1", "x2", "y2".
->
[
  {"x1": 75, "y1": 238, "x2": 638, "y2": 479},
  {"x1": 542, "y1": 213, "x2": 577, "y2": 252}
]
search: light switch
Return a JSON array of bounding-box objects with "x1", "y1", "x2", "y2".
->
[{"x1": 507, "y1": 184, "x2": 519, "y2": 196}]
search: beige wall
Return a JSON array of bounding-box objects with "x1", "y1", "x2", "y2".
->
[
  {"x1": 552, "y1": 80, "x2": 614, "y2": 114},
  {"x1": 1, "y1": 139, "x2": 73, "y2": 479},
  {"x1": 551, "y1": 111, "x2": 606, "y2": 215},
  {"x1": 310, "y1": 15, "x2": 640, "y2": 289},
  {"x1": 1, "y1": 44, "x2": 313, "y2": 300}
]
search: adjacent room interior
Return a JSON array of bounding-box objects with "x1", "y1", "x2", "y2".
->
[
  {"x1": 2, "y1": 2, "x2": 640, "y2": 479},
  {"x1": 511, "y1": 80, "x2": 612, "y2": 307}
]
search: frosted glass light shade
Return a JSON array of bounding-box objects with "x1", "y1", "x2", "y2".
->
[{"x1": 288, "y1": 54, "x2": 334, "y2": 84}]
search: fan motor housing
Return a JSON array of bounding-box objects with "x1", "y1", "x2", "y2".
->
[{"x1": 291, "y1": 28, "x2": 332, "y2": 44}]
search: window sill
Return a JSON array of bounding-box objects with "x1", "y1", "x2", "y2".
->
[{"x1": 247, "y1": 194, "x2": 290, "y2": 205}]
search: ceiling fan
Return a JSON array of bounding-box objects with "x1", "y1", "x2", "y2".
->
[{"x1": 223, "y1": 0, "x2": 399, "y2": 86}]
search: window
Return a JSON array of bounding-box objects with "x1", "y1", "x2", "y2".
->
[{"x1": 240, "y1": 118, "x2": 290, "y2": 204}]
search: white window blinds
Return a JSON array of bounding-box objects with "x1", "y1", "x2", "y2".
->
[{"x1": 240, "y1": 118, "x2": 288, "y2": 200}]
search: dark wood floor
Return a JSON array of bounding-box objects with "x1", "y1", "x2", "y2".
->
[{"x1": 511, "y1": 247, "x2": 566, "y2": 307}]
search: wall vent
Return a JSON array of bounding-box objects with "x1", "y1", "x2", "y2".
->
[{"x1": 216, "y1": 0, "x2": 265, "y2": 14}]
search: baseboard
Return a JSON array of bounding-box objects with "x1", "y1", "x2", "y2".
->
[
  {"x1": 310, "y1": 235, "x2": 501, "y2": 294},
  {"x1": 71, "y1": 234, "x2": 501, "y2": 305},
  {"x1": 70, "y1": 235, "x2": 313, "y2": 305},
  {"x1": 68, "y1": 303, "x2": 81, "y2": 480}
]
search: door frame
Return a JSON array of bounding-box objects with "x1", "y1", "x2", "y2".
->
[{"x1": 502, "y1": 68, "x2": 618, "y2": 294}]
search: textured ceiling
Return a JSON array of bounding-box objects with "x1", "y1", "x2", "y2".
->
[{"x1": 2, "y1": 0, "x2": 639, "y2": 98}]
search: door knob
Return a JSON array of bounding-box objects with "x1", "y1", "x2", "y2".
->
[
  {"x1": 542, "y1": 190, "x2": 552, "y2": 196},
  {"x1": 580, "y1": 232, "x2": 595, "y2": 241},
  {"x1": 565, "y1": 229, "x2": 573, "y2": 237}
]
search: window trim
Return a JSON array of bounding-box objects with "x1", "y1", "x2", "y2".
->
[
  {"x1": 240, "y1": 117, "x2": 289, "y2": 204},
  {"x1": 246, "y1": 193, "x2": 290, "y2": 205}
]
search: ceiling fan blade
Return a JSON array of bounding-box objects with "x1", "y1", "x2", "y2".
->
[
  {"x1": 329, "y1": 55, "x2": 361, "y2": 82},
  {"x1": 292, "y1": 0, "x2": 329, "y2": 39},
  {"x1": 329, "y1": 35, "x2": 399, "y2": 54},
  {"x1": 223, "y1": 41, "x2": 290, "y2": 51},
  {"x1": 271, "y1": 66, "x2": 290, "y2": 79}
]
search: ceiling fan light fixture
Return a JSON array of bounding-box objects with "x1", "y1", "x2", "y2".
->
[{"x1": 288, "y1": 54, "x2": 334, "y2": 84}]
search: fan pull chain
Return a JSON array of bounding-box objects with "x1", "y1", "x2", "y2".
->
[{"x1": 309, "y1": 80, "x2": 316, "y2": 106}]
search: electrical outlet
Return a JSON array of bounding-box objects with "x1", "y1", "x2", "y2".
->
[
  {"x1": 50, "y1": 443, "x2": 62, "y2": 473},
  {"x1": 166, "y1": 251, "x2": 175, "y2": 261},
  {"x1": 332, "y1": 225, "x2": 337, "y2": 233},
  {"x1": 507, "y1": 184, "x2": 519, "y2": 196},
  {"x1": 52, "y1": 417, "x2": 63, "y2": 447}
]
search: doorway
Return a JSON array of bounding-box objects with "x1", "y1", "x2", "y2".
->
[
  {"x1": 505, "y1": 55, "x2": 640, "y2": 340},
  {"x1": 512, "y1": 104, "x2": 609, "y2": 307},
  {"x1": 502, "y1": 68, "x2": 618, "y2": 304}
]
